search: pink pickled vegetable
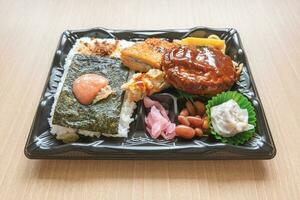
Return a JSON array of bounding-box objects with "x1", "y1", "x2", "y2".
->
[
  {"x1": 144, "y1": 97, "x2": 176, "y2": 140},
  {"x1": 143, "y1": 96, "x2": 168, "y2": 119}
]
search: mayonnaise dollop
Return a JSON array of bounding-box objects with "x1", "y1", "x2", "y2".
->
[{"x1": 211, "y1": 99, "x2": 254, "y2": 137}]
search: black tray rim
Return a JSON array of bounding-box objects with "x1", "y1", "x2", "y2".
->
[{"x1": 24, "y1": 26, "x2": 276, "y2": 160}]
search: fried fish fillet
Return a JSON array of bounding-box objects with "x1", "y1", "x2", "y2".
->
[{"x1": 120, "y1": 38, "x2": 177, "y2": 72}]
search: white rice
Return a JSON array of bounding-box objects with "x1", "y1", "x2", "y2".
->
[{"x1": 48, "y1": 38, "x2": 136, "y2": 139}]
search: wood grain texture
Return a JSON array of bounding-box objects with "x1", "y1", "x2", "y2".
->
[{"x1": 0, "y1": 0, "x2": 299, "y2": 199}]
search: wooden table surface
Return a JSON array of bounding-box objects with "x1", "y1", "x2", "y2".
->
[{"x1": 1, "y1": 0, "x2": 300, "y2": 199}]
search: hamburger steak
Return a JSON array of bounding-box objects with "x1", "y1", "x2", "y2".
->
[{"x1": 162, "y1": 46, "x2": 239, "y2": 95}]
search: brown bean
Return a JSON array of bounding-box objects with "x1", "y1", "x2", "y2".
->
[
  {"x1": 202, "y1": 116, "x2": 209, "y2": 130},
  {"x1": 175, "y1": 125, "x2": 195, "y2": 139},
  {"x1": 195, "y1": 128, "x2": 203, "y2": 137},
  {"x1": 194, "y1": 101, "x2": 206, "y2": 116},
  {"x1": 185, "y1": 101, "x2": 196, "y2": 116},
  {"x1": 178, "y1": 115, "x2": 190, "y2": 126},
  {"x1": 187, "y1": 116, "x2": 203, "y2": 128},
  {"x1": 179, "y1": 108, "x2": 189, "y2": 117}
]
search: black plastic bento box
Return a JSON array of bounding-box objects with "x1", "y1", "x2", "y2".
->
[{"x1": 24, "y1": 27, "x2": 276, "y2": 160}]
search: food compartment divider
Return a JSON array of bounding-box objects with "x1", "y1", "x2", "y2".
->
[{"x1": 24, "y1": 27, "x2": 276, "y2": 159}]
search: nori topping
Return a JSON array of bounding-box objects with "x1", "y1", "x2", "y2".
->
[{"x1": 52, "y1": 54, "x2": 129, "y2": 134}]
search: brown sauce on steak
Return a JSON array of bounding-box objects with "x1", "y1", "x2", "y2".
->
[{"x1": 162, "y1": 46, "x2": 238, "y2": 95}]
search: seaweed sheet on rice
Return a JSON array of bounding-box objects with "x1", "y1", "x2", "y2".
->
[{"x1": 52, "y1": 54, "x2": 129, "y2": 134}]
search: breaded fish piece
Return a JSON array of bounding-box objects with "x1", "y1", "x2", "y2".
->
[{"x1": 121, "y1": 38, "x2": 177, "y2": 72}]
